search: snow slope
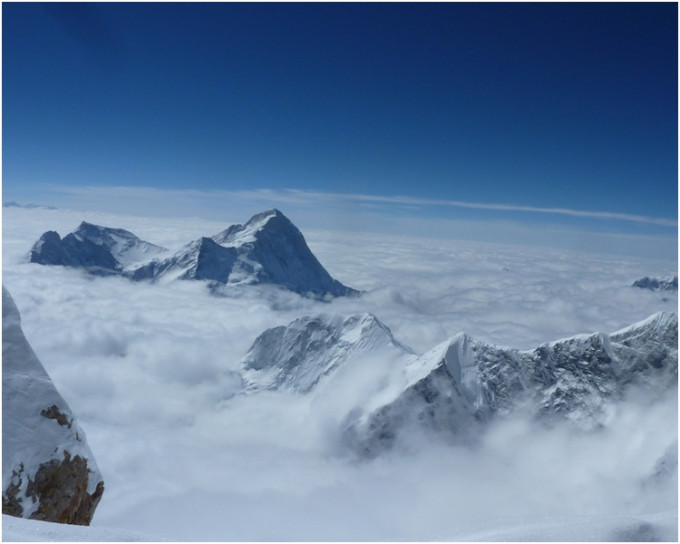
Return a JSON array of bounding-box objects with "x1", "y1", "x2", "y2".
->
[
  {"x1": 241, "y1": 312, "x2": 414, "y2": 393},
  {"x1": 347, "y1": 311, "x2": 678, "y2": 453},
  {"x1": 2, "y1": 514, "x2": 162, "y2": 541},
  {"x1": 2, "y1": 288, "x2": 104, "y2": 524}
]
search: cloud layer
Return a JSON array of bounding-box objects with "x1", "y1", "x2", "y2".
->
[{"x1": 2, "y1": 206, "x2": 677, "y2": 540}]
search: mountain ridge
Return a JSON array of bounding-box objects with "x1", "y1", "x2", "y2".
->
[
  {"x1": 233, "y1": 310, "x2": 677, "y2": 455},
  {"x1": 28, "y1": 210, "x2": 358, "y2": 298}
]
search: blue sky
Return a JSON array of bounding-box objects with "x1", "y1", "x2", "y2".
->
[{"x1": 2, "y1": 2, "x2": 677, "y2": 248}]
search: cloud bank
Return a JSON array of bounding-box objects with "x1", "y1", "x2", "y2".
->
[{"x1": 2, "y1": 206, "x2": 677, "y2": 540}]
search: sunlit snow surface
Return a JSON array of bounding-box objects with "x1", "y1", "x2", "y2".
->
[{"x1": 3, "y1": 207, "x2": 677, "y2": 541}]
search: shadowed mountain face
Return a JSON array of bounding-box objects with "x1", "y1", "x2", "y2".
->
[
  {"x1": 29, "y1": 222, "x2": 165, "y2": 275},
  {"x1": 633, "y1": 276, "x2": 678, "y2": 292},
  {"x1": 212, "y1": 210, "x2": 356, "y2": 297},
  {"x1": 29, "y1": 230, "x2": 120, "y2": 274},
  {"x1": 2, "y1": 287, "x2": 104, "y2": 525},
  {"x1": 29, "y1": 210, "x2": 358, "y2": 299},
  {"x1": 238, "y1": 310, "x2": 677, "y2": 456}
]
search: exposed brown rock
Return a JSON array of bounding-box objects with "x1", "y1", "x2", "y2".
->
[
  {"x1": 25, "y1": 451, "x2": 104, "y2": 525},
  {"x1": 2, "y1": 465, "x2": 25, "y2": 517},
  {"x1": 40, "y1": 404, "x2": 73, "y2": 429}
]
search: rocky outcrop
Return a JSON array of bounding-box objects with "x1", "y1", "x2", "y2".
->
[
  {"x1": 2, "y1": 287, "x2": 104, "y2": 525},
  {"x1": 633, "y1": 276, "x2": 678, "y2": 292}
]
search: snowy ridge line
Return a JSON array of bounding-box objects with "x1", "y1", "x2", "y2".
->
[
  {"x1": 28, "y1": 209, "x2": 359, "y2": 298},
  {"x1": 236, "y1": 309, "x2": 677, "y2": 455},
  {"x1": 347, "y1": 310, "x2": 677, "y2": 454}
]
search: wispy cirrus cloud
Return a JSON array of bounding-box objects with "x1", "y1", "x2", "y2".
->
[
  {"x1": 284, "y1": 189, "x2": 678, "y2": 228},
  {"x1": 44, "y1": 184, "x2": 677, "y2": 228}
]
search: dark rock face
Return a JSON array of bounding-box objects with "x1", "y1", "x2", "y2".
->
[
  {"x1": 132, "y1": 237, "x2": 238, "y2": 283},
  {"x1": 2, "y1": 287, "x2": 104, "y2": 525},
  {"x1": 29, "y1": 231, "x2": 119, "y2": 273},
  {"x1": 633, "y1": 276, "x2": 678, "y2": 292}
]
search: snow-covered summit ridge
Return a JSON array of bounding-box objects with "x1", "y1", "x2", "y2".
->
[
  {"x1": 2, "y1": 287, "x2": 104, "y2": 524},
  {"x1": 71, "y1": 222, "x2": 166, "y2": 265},
  {"x1": 29, "y1": 222, "x2": 165, "y2": 273},
  {"x1": 241, "y1": 312, "x2": 414, "y2": 393},
  {"x1": 133, "y1": 209, "x2": 358, "y2": 297},
  {"x1": 346, "y1": 311, "x2": 677, "y2": 454},
  {"x1": 29, "y1": 210, "x2": 358, "y2": 298},
  {"x1": 239, "y1": 309, "x2": 676, "y2": 454},
  {"x1": 213, "y1": 208, "x2": 284, "y2": 247}
]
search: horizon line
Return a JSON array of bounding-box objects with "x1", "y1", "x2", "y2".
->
[{"x1": 30, "y1": 183, "x2": 680, "y2": 229}]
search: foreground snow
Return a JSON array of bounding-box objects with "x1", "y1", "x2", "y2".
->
[
  {"x1": 4, "y1": 511, "x2": 677, "y2": 542},
  {"x1": 2, "y1": 515, "x2": 162, "y2": 541}
]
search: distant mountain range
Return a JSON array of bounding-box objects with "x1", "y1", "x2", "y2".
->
[
  {"x1": 633, "y1": 276, "x2": 678, "y2": 292},
  {"x1": 29, "y1": 209, "x2": 358, "y2": 298},
  {"x1": 238, "y1": 311, "x2": 678, "y2": 456},
  {"x1": 4, "y1": 201, "x2": 57, "y2": 210}
]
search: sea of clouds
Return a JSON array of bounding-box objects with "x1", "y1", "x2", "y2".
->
[{"x1": 2, "y1": 206, "x2": 677, "y2": 540}]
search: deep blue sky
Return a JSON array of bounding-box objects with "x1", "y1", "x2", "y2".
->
[{"x1": 3, "y1": 2, "x2": 677, "y2": 228}]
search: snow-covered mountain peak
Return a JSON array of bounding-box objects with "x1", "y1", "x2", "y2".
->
[
  {"x1": 342, "y1": 311, "x2": 678, "y2": 454},
  {"x1": 122, "y1": 210, "x2": 356, "y2": 296},
  {"x1": 29, "y1": 223, "x2": 164, "y2": 271},
  {"x1": 212, "y1": 208, "x2": 288, "y2": 247},
  {"x1": 611, "y1": 310, "x2": 677, "y2": 337},
  {"x1": 241, "y1": 312, "x2": 413, "y2": 393},
  {"x1": 71, "y1": 222, "x2": 166, "y2": 265}
]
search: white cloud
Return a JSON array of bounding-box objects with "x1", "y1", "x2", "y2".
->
[
  {"x1": 2, "y1": 206, "x2": 677, "y2": 540},
  {"x1": 42, "y1": 184, "x2": 678, "y2": 227}
]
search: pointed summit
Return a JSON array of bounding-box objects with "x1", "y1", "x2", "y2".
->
[
  {"x1": 241, "y1": 313, "x2": 414, "y2": 393},
  {"x1": 212, "y1": 209, "x2": 295, "y2": 246},
  {"x1": 134, "y1": 210, "x2": 359, "y2": 297}
]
